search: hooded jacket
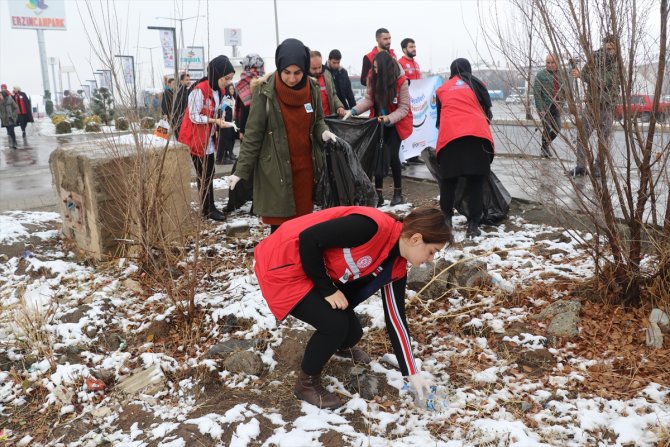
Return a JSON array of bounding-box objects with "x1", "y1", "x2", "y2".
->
[{"x1": 234, "y1": 73, "x2": 329, "y2": 218}]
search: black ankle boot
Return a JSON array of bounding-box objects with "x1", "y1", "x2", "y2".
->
[
  {"x1": 466, "y1": 221, "x2": 481, "y2": 238},
  {"x1": 376, "y1": 189, "x2": 384, "y2": 207},
  {"x1": 390, "y1": 188, "x2": 405, "y2": 206}
]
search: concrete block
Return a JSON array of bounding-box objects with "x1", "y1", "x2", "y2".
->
[{"x1": 49, "y1": 138, "x2": 194, "y2": 260}]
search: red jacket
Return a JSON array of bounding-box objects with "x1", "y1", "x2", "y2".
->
[
  {"x1": 398, "y1": 56, "x2": 421, "y2": 80},
  {"x1": 177, "y1": 80, "x2": 216, "y2": 157},
  {"x1": 254, "y1": 206, "x2": 406, "y2": 320},
  {"x1": 435, "y1": 76, "x2": 494, "y2": 154},
  {"x1": 368, "y1": 76, "x2": 414, "y2": 141}
]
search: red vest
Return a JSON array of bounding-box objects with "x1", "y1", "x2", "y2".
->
[
  {"x1": 317, "y1": 75, "x2": 331, "y2": 116},
  {"x1": 177, "y1": 80, "x2": 215, "y2": 157},
  {"x1": 398, "y1": 56, "x2": 421, "y2": 80},
  {"x1": 254, "y1": 206, "x2": 407, "y2": 320},
  {"x1": 369, "y1": 76, "x2": 414, "y2": 141},
  {"x1": 366, "y1": 47, "x2": 397, "y2": 64},
  {"x1": 435, "y1": 76, "x2": 495, "y2": 154}
]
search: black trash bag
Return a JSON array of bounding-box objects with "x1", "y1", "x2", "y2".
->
[
  {"x1": 324, "y1": 117, "x2": 382, "y2": 178},
  {"x1": 316, "y1": 137, "x2": 377, "y2": 208},
  {"x1": 420, "y1": 146, "x2": 511, "y2": 224},
  {"x1": 225, "y1": 159, "x2": 254, "y2": 212}
]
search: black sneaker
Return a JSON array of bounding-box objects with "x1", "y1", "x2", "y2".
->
[{"x1": 568, "y1": 167, "x2": 586, "y2": 177}]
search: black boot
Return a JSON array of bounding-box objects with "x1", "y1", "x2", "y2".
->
[
  {"x1": 376, "y1": 189, "x2": 384, "y2": 207},
  {"x1": 390, "y1": 188, "x2": 405, "y2": 206},
  {"x1": 466, "y1": 221, "x2": 481, "y2": 238}
]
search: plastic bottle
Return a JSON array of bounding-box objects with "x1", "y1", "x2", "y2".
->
[
  {"x1": 404, "y1": 384, "x2": 449, "y2": 412},
  {"x1": 491, "y1": 273, "x2": 515, "y2": 293}
]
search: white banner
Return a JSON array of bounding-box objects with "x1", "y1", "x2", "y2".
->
[
  {"x1": 159, "y1": 29, "x2": 176, "y2": 69},
  {"x1": 88, "y1": 80, "x2": 98, "y2": 91},
  {"x1": 9, "y1": 0, "x2": 67, "y2": 30},
  {"x1": 102, "y1": 71, "x2": 113, "y2": 91},
  {"x1": 120, "y1": 56, "x2": 135, "y2": 85},
  {"x1": 93, "y1": 73, "x2": 104, "y2": 91},
  {"x1": 81, "y1": 84, "x2": 91, "y2": 98},
  {"x1": 179, "y1": 47, "x2": 205, "y2": 71},
  {"x1": 399, "y1": 76, "x2": 443, "y2": 161}
]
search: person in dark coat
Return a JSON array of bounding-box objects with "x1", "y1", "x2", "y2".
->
[
  {"x1": 160, "y1": 77, "x2": 175, "y2": 122},
  {"x1": 0, "y1": 90, "x2": 19, "y2": 149},
  {"x1": 434, "y1": 58, "x2": 495, "y2": 238},
  {"x1": 325, "y1": 49, "x2": 356, "y2": 110},
  {"x1": 11, "y1": 86, "x2": 33, "y2": 138},
  {"x1": 173, "y1": 73, "x2": 191, "y2": 138}
]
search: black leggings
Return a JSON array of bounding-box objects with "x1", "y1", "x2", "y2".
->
[
  {"x1": 191, "y1": 153, "x2": 216, "y2": 215},
  {"x1": 439, "y1": 175, "x2": 485, "y2": 224},
  {"x1": 375, "y1": 125, "x2": 402, "y2": 189},
  {"x1": 290, "y1": 288, "x2": 365, "y2": 375}
]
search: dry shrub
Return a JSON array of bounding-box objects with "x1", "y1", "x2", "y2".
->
[{"x1": 12, "y1": 290, "x2": 58, "y2": 371}]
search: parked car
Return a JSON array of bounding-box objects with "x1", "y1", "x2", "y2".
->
[
  {"x1": 614, "y1": 94, "x2": 670, "y2": 122},
  {"x1": 505, "y1": 94, "x2": 521, "y2": 104}
]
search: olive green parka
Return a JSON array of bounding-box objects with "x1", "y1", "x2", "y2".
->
[{"x1": 234, "y1": 73, "x2": 329, "y2": 218}]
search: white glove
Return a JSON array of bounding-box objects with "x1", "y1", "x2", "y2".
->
[
  {"x1": 322, "y1": 130, "x2": 337, "y2": 143},
  {"x1": 342, "y1": 110, "x2": 352, "y2": 121},
  {"x1": 227, "y1": 174, "x2": 241, "y2": 190},
  {"x1": 408, "y1": 373, "x2": 433, "y2": 401},
  {"x1": 222, "y1": 121, "x2": 239, "y2": 132}
]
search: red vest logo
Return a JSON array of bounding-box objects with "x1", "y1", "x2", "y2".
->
[{"x1": 356, "y1": 255, "x2": 373, "y2": 268}]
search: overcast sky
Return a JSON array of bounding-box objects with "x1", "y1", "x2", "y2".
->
[
  {"x1": 0, "y1": 0, "x2": 663, "y2": 98},
  {"x1": 0, "y1": 0, "x2": 506, "y2": 96}
]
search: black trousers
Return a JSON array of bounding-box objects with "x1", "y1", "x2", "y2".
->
[
  {"x1": 191, "y1": 153, "x2": 216, "y2": 215},
  {"x1": 439, "y1": 175, "x2": 485, "y2": 224},
  {"x1": 540, "y1": 105, "x2": 561, "y2": 156},
  {"x1": 216, "y1": 128, "x2": 236, "y2": 162},
  {"x1": 290, "y1": 288, "x2": 366, "y2": 375},
  {"x1": 5, "y1": 126, "x2": 17, "y2": 145},
  {"x1": 375, "y1": 125, "x2": 402, "y2": 189},
  {"x1": 16, "y1": 115, "x2": 29, "y2": 133}
]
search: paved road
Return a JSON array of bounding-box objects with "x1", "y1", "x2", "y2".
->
[{"x1": 1, "y1": 118, "x2": 667, "y2": 223}]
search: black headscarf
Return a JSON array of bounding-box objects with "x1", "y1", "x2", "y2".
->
[
  {"x1": 449, "y1": 58, "x2": 492, "y2": 120},
  {"x1": 195, "y1": 55, "x2": 235, "y2": 92},
  {"x1": 275, "y1": 38, "x2": 310, "y2": 90}
]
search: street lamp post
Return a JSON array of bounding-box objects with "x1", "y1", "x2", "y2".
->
[
  {"x1": 155, "y1": 15, "x2": 204, "y2": 54},
  {"x1": 139, "y1": 46, "x2": 159, "y2": 88}
]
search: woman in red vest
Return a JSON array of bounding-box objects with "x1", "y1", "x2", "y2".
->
[
  {"x1": 435, "y1": 58, "x2": 494, "y2": 238},
  {"x1": 178, "y1": 55, "x2": 237, "y2": 221},
  {"x1": 254, "y1": 205, "x2": 452, "y2": 409},
  {"x1": 348, "y1": 51, "x2": 413, "y2": 207}
]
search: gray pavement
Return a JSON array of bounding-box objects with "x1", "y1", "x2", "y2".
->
[{"x1": 1, "y1": 117, "x2": 667, "y2": 224}]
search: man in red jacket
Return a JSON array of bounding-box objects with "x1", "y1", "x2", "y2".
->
[
  {"x1": 360, "y1": 28, "x2": 397, "y2": 86},
  {"x1": 398, "y1": 38, "x2": 421, "y2": 81}
]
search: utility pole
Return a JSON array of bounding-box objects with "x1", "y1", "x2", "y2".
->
[
  {"x1": 48, "y1": 57, "x2": 58, "y2": 107},
  {"x1": 273, "y1": 0, "x2": 280, "y2": 47},
  {"x1": 139, "y1": 46, "x2": 159, "y2": 88}
]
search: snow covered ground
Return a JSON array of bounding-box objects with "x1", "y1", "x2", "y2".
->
[{"x1": 0, "y1": 204, "x2": 668, "y2": 446}]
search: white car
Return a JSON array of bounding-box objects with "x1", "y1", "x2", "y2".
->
[{"x1": 505, "y1": 94, "x2": 522, "y2": 104}]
